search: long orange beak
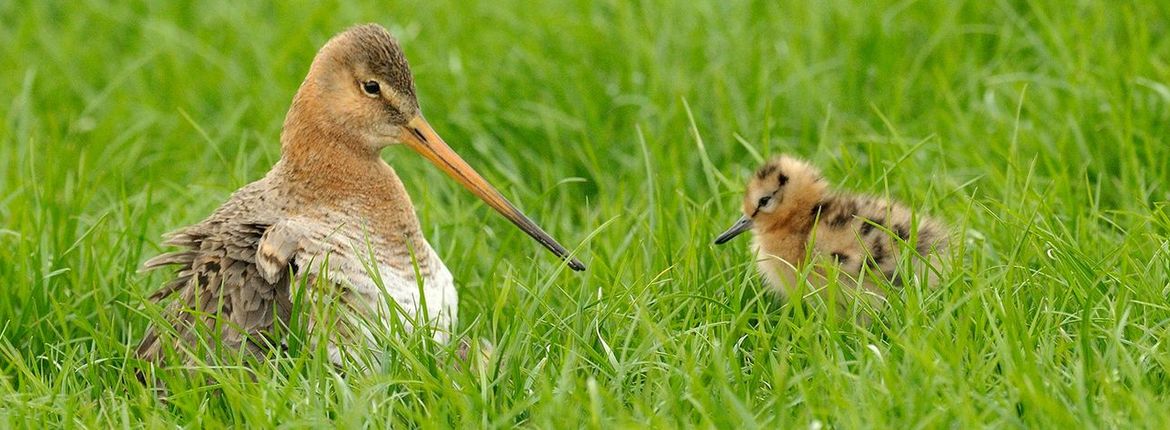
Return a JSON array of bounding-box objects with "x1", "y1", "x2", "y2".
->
[{"x1": 401, "y1": 116, "x2": 585, "y2": 271}]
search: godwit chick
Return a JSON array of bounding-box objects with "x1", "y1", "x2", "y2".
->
[
  {"x1": 714, "y1": 155, "x2": 947, "y2": 307},
  {"x1": 137, "y1": 24, "x2": 584, "y2": 366}
]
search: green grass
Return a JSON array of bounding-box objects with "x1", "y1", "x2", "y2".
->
[{"x1": 3, "y1": 0, "x2": 1169, "y2": 427}]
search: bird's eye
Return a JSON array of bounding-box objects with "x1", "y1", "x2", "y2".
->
[
  {"x1": 361, "y1": 80, "x2": 381, "y2": 97},
  {"x1": 757, "y1": 195, "x2": 772, "y2": 208}
]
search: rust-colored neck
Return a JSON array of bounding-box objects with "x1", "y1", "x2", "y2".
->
[{"x1": 273, "y1": 82, "x2": 430, "y2": 265}]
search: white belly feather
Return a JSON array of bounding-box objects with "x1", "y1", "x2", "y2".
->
[{"x1": 259, "y1": 217, "x2": 458, "y2": 363}]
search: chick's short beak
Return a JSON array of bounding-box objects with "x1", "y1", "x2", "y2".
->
[
  {"x1": 714, "y1": 215, "x2": 753, "y2": 245},
  {"x1": 400, "y1": 115, "x2": 585, "y2": 271}
]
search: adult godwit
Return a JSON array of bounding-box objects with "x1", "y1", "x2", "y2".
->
[
  {"x1": 138, "y1": 24, "x2": 584, "y2": 365},
  {"x1": 714, "y1": 155, "x2": 946, "y2": 309}
]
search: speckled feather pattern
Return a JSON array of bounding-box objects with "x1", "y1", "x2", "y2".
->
[{"x1": 735, "y1": 155, "x2": 948, "y2": 304}]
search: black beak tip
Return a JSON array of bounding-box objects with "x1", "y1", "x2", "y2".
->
[
  {"x1": 568, "y1": 258, "x2": 586, "y2": 271},
  {"x1": 713, "y1": 216, "x2": 752, "y2": 246}
]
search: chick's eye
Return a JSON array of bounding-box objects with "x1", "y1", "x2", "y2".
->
[
  {"x1": 757, "y1": 195, "x2": 772, "y2": 208},
  {"x1": 361, "y1": 80, "x2": 381, "y2": 96}
]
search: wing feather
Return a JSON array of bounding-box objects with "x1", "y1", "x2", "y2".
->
[{"x1": 138, "y1": 218, "x2": 301, "y2": 364}]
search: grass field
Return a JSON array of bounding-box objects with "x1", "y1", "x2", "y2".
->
[{"x1": 3, "y1": 0, "x2": 1170, "y2": 427}]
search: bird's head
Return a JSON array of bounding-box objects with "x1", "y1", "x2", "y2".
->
[
  {"x1": 714, "y1": 155, "x2": 827, "y2": 245},
  {"x1": 286, "y1": 24, "x2": 584, "y2": 271},
  {"x1": 296, "y1": 24, "x2": 420, "y2": 150}
]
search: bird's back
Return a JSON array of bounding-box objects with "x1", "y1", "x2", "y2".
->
[{"x1": 809, "y1": 193, "x2": 948, "y2": 292}]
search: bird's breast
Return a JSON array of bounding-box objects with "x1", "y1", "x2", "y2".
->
[{"x1": 290, "y1": 219, "x2": 459, "y2": 343}]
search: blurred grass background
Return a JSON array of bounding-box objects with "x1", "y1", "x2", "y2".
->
[{"x1": 2, "y1": 0, "x2": 1169, "y2": 427}]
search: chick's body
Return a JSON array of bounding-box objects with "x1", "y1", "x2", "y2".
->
[{"x1": 717, "y1": 156, "x2": 947, "y2": 303}]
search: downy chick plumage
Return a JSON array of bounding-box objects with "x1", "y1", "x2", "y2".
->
[{"x1": 715, "y1": 155, "x2": 947, "y2": 305}]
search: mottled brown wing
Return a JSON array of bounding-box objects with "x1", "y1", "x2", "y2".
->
[{"x1": 137, "y1": 222, "x2": 296, "y2": 364}]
